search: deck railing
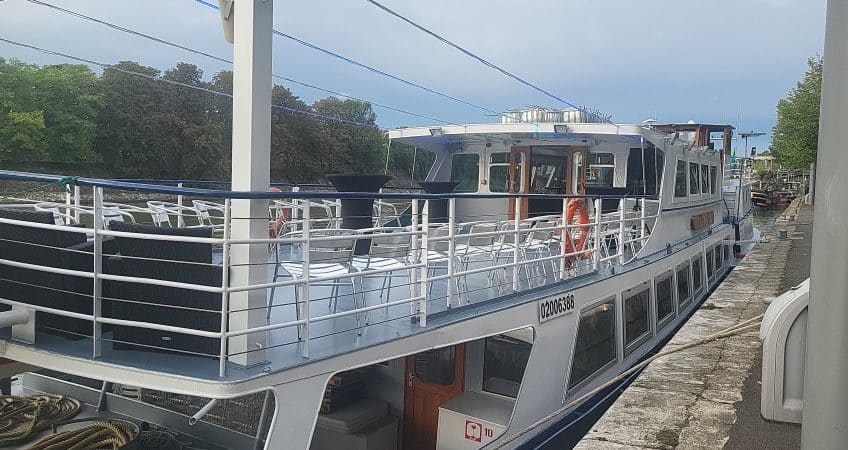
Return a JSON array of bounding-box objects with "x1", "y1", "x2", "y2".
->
[{"x1": 0, "y1": 171, "x2": 659, "y2": 378}]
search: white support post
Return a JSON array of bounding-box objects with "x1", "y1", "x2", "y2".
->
[
  {"x1": 618, "y1": 198, "x2": 626, "y2": 265},
  {"x1": 92, "y1": 187, "x2": 103, "y2": 358},
  {"x1": 218, "y1": 199, "x2": 232, "y2": 377},
  {"x1": 419, "y1": 200, "x2": 429, "y2": 326},
  {"x1": 593, "y1": 198, "x2": 602, "y2": 271},
  {"x1": 300, "y1": 204, "x2": 310, "y2": 358},
  {"x1": 292, "y1": 186, "x2": 301, "y2": 232},
  {"x1": 227, "y1": 0, "x2": 273, "y2": 367},
  {"x1": 73, "y1": 186, "x2": 81, "y2": 223},
  {"x1": 177, "y1": 182, "x2": 185, "y2": 228},
  {"x1": 640, "y1": 198, "x2": 647, "y2": 243},
  {"x1": 410, "y1": 199, "x2": 419, "y2": 319},
  {"x1": 512, "y1": 197, "x2": 520, "y2": 292},
  {"x1": 559, "y1": 198, "x2": 568, "y2": 280},
  {"x1": 64, "y1": 187, "x2": 71, "y2": 220},
  {"x1": 446, "y1": 198, "x2": 456, "y2": 308}
]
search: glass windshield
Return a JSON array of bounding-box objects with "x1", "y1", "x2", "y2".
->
[
  {"x1": 489, "y1": 152, "x2": 522, "y2": 193},
  {"x1": 451, "y1": 154, "x2": 479, "y2": 193},
  {"x1": 674, "y1": 160, "x2": 687, "y2": 198},
  {"x1": 530, "y1": 153, "x2": 565, "y2": 194}
]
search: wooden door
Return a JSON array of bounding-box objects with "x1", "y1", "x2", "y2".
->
[
  {"x1": 566, "y1": 146, "x2": 589, "y2": 195},
  {"x1": 403, "y1": 344, "x2": 465, "y2": 450},
  {"x1": 508, "y1": 147, "x2": 531, "y2": 219}
]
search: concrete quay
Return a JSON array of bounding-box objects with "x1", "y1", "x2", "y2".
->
[{"x1": 575, "y1": 199, "x2": 809, "y2": 450}]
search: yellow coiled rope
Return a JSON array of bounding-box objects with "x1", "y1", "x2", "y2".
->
[{"x1": 0, "y1": 394, "x2": 81, "y2": 445}]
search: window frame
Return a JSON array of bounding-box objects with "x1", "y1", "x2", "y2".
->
[
  {"x1": 622, "y1": 282, "x2": 653, "y2": 356},
  {"x1": 691, "y1": 253, "x2": 704, "y2": 296},
  {"x1": 706, "y1": 246, "x2": 716, "y2": 283},
  {"x1": 714, "y1": 243, "x2": 724, "y2": 275},
  {"x1": 710, "y1": 165, "x2": 719, "y2": 195},
  {"x1": 450, "y1": 153, "x2": 481, "y2": 193},
  {"x1": 655, "y1": 270, "x2": 676, "y2": 330},
  {"x1": 700, "y1": 164, "x2": 710, "y2": 195},
  {"x1": 488, "y1": 151, "x2": 518, "y2": 194},
  {"x1": 481, "y1": 333, "x2": 533, "y2": 399},
  {"x1": 676, "y1": 261, "x2": 692, "y2": 309},
  {"x1": 566, "y1": 296, "x2": 618, "y2": 392},
  {"x1": 586, "y1": 152, "x2": 616, "y2": 189},
  {"x1": 673, "y1": 158, "x2": 688, "y2": 200},
  {"x1": 689, "y1": 161, "x2": 701, "y2": 199}
]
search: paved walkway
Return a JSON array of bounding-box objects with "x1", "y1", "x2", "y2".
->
[{"x1": 575, "y1": 199, "x2": 808, "y2": 449}]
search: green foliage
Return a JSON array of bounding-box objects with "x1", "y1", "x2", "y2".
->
[
  {"x1": 771, "y1": 56, "x2": 822, "y2": 169},
  {"x1": 1, "y1": 58, "x2": 436, "y2": 183}
]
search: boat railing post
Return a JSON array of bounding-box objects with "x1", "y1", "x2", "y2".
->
[
  {"x1": 177, "y1": 182, "x2": 185, "y2": 228},
  {"x1": 334, "y1": 196, "x2": 341, "y2": 228},
  {"x1": 618, "y1": 197, "x2": 626, "y2": 265},
  {"x1": 446, "y1": 198, "x2": 456, "y2": 308},
  {"x1": 73, "y1": 185, "x2": 81, "y2": 223},
  {"x1": 92, "y1": 187, "x2": 103, "y2": 358},
  {"x1": 420, "y1": 200, "x2": 429, "y2": 326},
  {"x1": 593, "y1": 197, "x2": 602, "y2": 271},
  {"x1": 560, "y1": 197, "x2": 568, "y2": 280},
  {"x1": 640, "y1": 197, "x2": 647, "y2": 243},
  {"x1": 410, "y1": 199, "x2": 420, "y2": 321},
  {"x1": 219, "y1": 198, "x2": 232, "y2": 377},
  {"x1": 512, "y1": 195, "x2": 521, "y2": 292},
  {"x1": 291, "y1": 186, "x2": 300, "y2": 232},
  {"x1": 300, "y1": 201, "x2": 310, "y2": 358},
  {"x1": 64, "y1": 184, "x2": 72, "y2": 221}
]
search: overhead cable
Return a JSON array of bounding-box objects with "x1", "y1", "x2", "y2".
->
[
  {"x1": 21, "y1": 0, "x2": 456, "y2": 126},
  {"x1": 0, "y1": 37, "x2": 385, "y2": 130}
]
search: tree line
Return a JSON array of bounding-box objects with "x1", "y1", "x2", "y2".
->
[
  {"x1": 0, "y1": 58, "x2": 433, "y2": 183},
  {"x1": 770, "y1": 56, "x2": 822, "y2": 169}
]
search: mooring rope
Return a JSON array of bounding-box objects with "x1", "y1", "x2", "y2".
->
[
  {"x1": 492, "y1": 314, "x2": 765, "y2": 449},
  {"x1": 25, "y1": 418, "x2": 137, "y2": 450},
  {"x1": 0, "y1": 394, "x2": 82, "y2": 445}
]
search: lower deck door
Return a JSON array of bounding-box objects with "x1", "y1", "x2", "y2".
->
[{"x1": 403, "y1": 344, "x2": 465, "y2": 450}]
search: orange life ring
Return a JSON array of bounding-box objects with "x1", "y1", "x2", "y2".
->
[{"x1": 563, "y1": 198, "x2": 591, "y2": 258}]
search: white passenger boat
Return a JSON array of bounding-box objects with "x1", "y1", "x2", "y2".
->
[{"x1": 0, "y1": 111, "x2": 742, "y2": 448}]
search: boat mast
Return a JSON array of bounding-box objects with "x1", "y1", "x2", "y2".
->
[
  {"x1": 802, "y1": 0, "x2": 848, "y2": 447},
  {"x1": 224, "y1": 0, "x2": 274, "y2": 367}
]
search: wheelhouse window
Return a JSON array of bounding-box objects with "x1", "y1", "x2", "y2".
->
[
  {"x1": 489, "y1": 152, "x2": 521, "y2": 193},
  {"x1": 626, "y1": 146, "x2": 664, "y2": 196},
  {"x1": 586, "y1": 153, "x2": 615, "y2": 188},
  {"x1": 530, "y1": 150, "x2": 566, "y2": 194},
  {"x1": 656, "y1": 273, "x2": 675, "y2": 327},
  {"x1": 701, "y1": 164, "x2": 710, "y2": 194},
  {"x1": 710, "y1": 166, "x2": 718, "y2": 195},
  {"x1": 689, "y1": 162, "x2": 700, "y2": 196},
  {"x1": 623, "y1": 286, "x2": 651, "y2": 352},
  {"x1": 569, "y1": 299, "x2": 616, "y2": 389},
  {"x1": 482, "y1": 332, "x2": 532, "y2": 398},
  {"x1": 451, "y1": 153, "x2": 480, "y2": 193},
  {"x1": 674, "y1": 160, "x2": 688, "y2": 198},
  {"x1": 692, "y1": 254, "x2": 704, "y2": 293},
  {"x1": 677, "y1": 263, "x2": 692, "y2": 307}
]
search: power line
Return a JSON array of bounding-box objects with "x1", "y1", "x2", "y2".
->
[
  {"x1": 21, "y1": 0, "x2": 457, "y2": 126},
  {"x1": 191, "y1": 0, "x2": 523, "y2": 123},
  {"x1": 362, "y1": 0, "x2": 614, "y2": 126},
  {"x1": 0, "y1": 37, "x2": 385, "y2": 130}
]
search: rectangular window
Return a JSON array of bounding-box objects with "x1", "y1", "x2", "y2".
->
[
  {"x1": 706, "y1": 247, "x2": 715, "y2": 280},
  {"x1": 656, "y1": 273, "x2": 675, "y2": 327},
  {"x1": 414, "y1": 346, "x2": 456, "y2": 385},
  {"x1": 710, "y1": 166, "x2": 718, "y2": 195},
  {"x1": 701, "y1": 164, "x2": 710, "y2": 194},
  {"x1": 482, "y1": 333, "x2": 532, "y2": 398},
  {"x1": 489, "y1": 152, "x2": 521, "y2": 193},
  {"x1": 586, "y1": 153, "x2": 615, "y2": 188},
  {"x1": 674, "y1": 160, "x2": 688, "y2": 198},
  {"x1": 623, "y1": 286, "x2": 651, "y2": 352},
  {"x1": 677, "y1": 263, "x2": 691, "y2": 307},
  {"x1": 689, "y1": 162, "x2": 700, "y2": 196},
  {"x1": 714, "y1": 244, "x2": 723, "y2": 273},
  {"x1": 569, "y1": 299, "x2": 616, "y2": 388},
  {"x1": 451, "y1": 154, "x2": 480, "y2": 193},
  {"x1": 692, "y1": 254, "x2": 704, "y2": 293}
]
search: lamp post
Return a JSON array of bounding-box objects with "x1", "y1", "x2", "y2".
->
[{"x1": 738, "y1": 131, "x2": 765, "y2": 158}]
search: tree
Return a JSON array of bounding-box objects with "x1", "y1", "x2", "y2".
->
[
  {"x1": 0, "y1": 59, "x2": 47, "y2": 162},
  {"x1": 771, "y1": 56, "x2": 822, "y2": 169},
  {"x1": 313, "y1": 98, "x2": 385, "y2": 176}
]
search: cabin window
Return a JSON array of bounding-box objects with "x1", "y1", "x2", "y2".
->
[
  {"x1": 710, "y1": 166, "x2": 718, "y2": 195},
  {"x1": 701, "y1": 164, "x2": 710, "y2": 194},
  {"x1": 586, "y1": 153, "x2": 615, "y2": 188},
  {"x1": 626, "y1": 146, "x2": 664, "y2": 196},
  {"x1": 530, "y1": 151, "x2": 566, "y2": 194},
  {"x1": 674, "y1": 160, "x2": 688, "y2": 198},
  {"x1": 482, "y1": 334, "x2": 532, "y2": 398},
  {"x1": 623, "y1": 286, "x2": 651, "y2": 352},
  {"x1": 489, "y1": 152, "x2": 520, "y2": 193},
  {"x1": 451, "y1": 154, "x2": 479, "y2": 193},
  {"x1": 414, "y1": 346, "x2": 456, "y2": 386},
  {"x1": 689, "y1": 163, "x2": 700, "y2": 196},
  {"x1": 569, "y1": 299, "x2": 616, "y2": 388},
  {"x1": 706, "y1": 247, "x2": 715, "y2": 280},
  {"x1": 677, "y1": 263, "x2": 692, "y2": 307},
  {"x1": 656, "y1": 273, "x2": 675, "y2": 327},
  {"x1": 692, "y1": 254, "x2": 704, "y2": 293},
  {"x1": 714, "y1": 244, "x2": 723, "y2": 272}
]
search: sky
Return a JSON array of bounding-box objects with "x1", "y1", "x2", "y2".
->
[{"x1": 0, "y1": 0, "x2": 828, "y2": 154}]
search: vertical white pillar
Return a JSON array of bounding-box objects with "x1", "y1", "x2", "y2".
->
[
  {"x1": 802, "y1": 0, "x2": 848, "y2": 447},
  {"x1": 228, "y1": 0, "x2": 273, "y2": 367}
]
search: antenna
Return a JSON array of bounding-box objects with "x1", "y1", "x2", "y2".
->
[{"x1": 218, "y1": 0, "x2": 234, "y2": 44}]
